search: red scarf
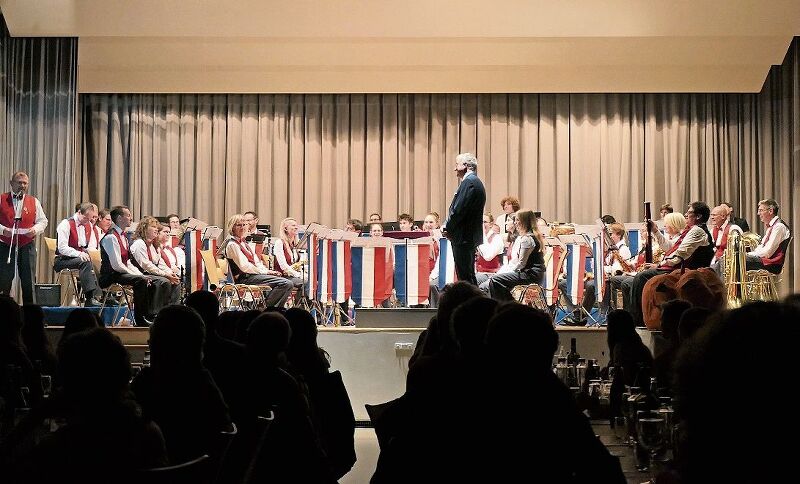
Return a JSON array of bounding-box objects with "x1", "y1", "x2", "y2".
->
[
  {"x1": 657, "y1": 226, "x2": 690, "y2": 269},
  {"x1": 235, "y1": 238, "x2": 256, "y2": 264},
  {"x1": 112, "y1": 229, "x2": 130, "y2": 264},
  {"x1": 162, "y1": 244, "x2": 177, "y2": 268}
]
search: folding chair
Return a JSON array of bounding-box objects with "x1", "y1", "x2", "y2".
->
[
  {"x1": 135, "y1": 454, "x2": 211, "y2": 484},
  {"x1": 88, "y1": 249, "x2": 134, "y2": 326},
  {"x1": 200, "y1": 250, "x2": 269, "y2": 310},
  {"x1": 43, "y1": 237, "x2": 82, "y2": 306},
  {"x1": 512, "y1": 244, "x2": 568, "y2": 319}
]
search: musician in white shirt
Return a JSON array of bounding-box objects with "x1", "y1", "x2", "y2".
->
[
  {"x1": 222, "y1": 214, "x2": 292, "y2": 308},
  {"x1": 746, "y1": 199, "x2": 791, "y2": 272},
  {"x1": 54, "y1": 202, "x2": 103, "y2": 305},
  {"x1": 272, "y1": 217, "x2": 304, "y2": 288},
  {"x1": 129, "y1": 217, "x2": 181, "y2": 308},
  {"x1": 156, "y1": 224, "x2": 185, "y2": 277}
]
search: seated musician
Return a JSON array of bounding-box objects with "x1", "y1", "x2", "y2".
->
[
  {"x1": 165, "y1": 213, "x2": 184, "y2": 248},
  {"x1": 476, "y1": 212, "x2": 503, "y2": 275},
  {"x1": 660, "y1": 203, "x2": 674, "y2": 219},
  {"x1": 369, "y1": 223, "x2": 384, "y2": 237},
  {"x1": 496, "y1": 196, "x2": 520, "y2": 247},
  {"x1": 613, "y1": 213, "x2": 685, "y2": 312},
  {"x1": 630, "y1": 202, "x2": 714, "y2": 326},
  {"x1": 272, "y1": 217, "x2": 305, "y2": 288},
  {"x1": 222, "y1": 214, "x2": 293, "y2": 308},
  {"x1": 398, "y1": 213, "x2": 419, "y2": 232},
  {"x1": 425, "y1": 212, "x2": 445, "y2": 308},
  {"x1": 745, "y1": 199, "x2": 791, "y2": 273},
  {"x1": 54, "y1": 202, "x2": 103, "y2": 306},
  {"x1": 99, "y1": 206, "x2": 160, "y2": 326},
  {"x1": 345, "y1": 218, "x2": 363, "y2": 233},
  {"x1": 369, "y1": 213, "x2": 382, "y2": 223},
  {"x1": 97, "y1": 209, "x2": 113, "y2": 233},
  {"x1": 710, "y1": 205, "x2": 741, "y2": 276},
  {"x1": 478, "y1": 210, "x2": 545, "y2": 301},
  {"x1": 156, "y1": 224, "x2": 185, "y2": 278},
  {"x1": 592, "y1": 223, "x2": 632, "y2": 321},
  {"x1": 129, "y1": 217, "x2": 181, "y2": 308}
]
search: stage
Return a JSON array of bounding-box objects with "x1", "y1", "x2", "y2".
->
[{"x1": 43, "y1": 306, "x2": 637, "y2": 421}]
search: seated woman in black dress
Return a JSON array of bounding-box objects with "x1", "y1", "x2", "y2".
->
[{"x1": 478, "y1": 209, "x2": 545, "y2": 301}]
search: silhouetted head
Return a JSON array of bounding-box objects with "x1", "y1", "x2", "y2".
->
[
  {"x1": 233, "y1": 310, "x2": 262, "y2": 344},
  {"x1": 674, "y1": 301, "x2": 800, "y2": 483},
  {"x1": 150, "y1": 305, "x2": 205, "y2": 371},
  {"x1": 434, "y1": 282, "x2": 484, "y2": 353},
  {"x1": 285, "y1": 308, "x2": 329, "y2": 376},
  {"x1": 21, "y1": 304, "x2": 50, "y2": 354},
  {"x1": 60, "y1": 309, "x2": 102, "y2": 349},
  {"x1": 606, "y1": 309, "x2": 639, "y2": 353},
  {"x1": 660, "y1": 299, "x2": 692, "y2": 344},
  {"x1": 452, "y1": 297, "x2": 499, "y2": 357},
  {"x1": 185, "y1": 290, "x2": 220, "y2": 331},
  {"x1": 486, "y1": 304, "x2": 557, "y2": 371},
  {"x1": 0, "y1": 295, "x2": 23, "y2": 344},
  {"x1": 246, "y1": 312, "x2": 292, "y2": 366},
  {"x1": 59, "y1": 328, "x2": 131, "y2": 410},
  {"x1": 677, "y1": 307, "x2": 712, "y2": 343}
]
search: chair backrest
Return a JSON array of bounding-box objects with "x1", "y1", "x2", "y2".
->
[
  {"x1": 200, "y1": 249, "x2": 223, "y2": 284},
  {"x1": 210, "y1": 422, "x2": 238, "y2": 484},
  {"x1": 88, "y1": 249, "x2": 102, "y2": 274},
  {"x1": 44, "y1": 236, "x2": 57, "y2": 256},
  {"x1": 135, "y1": 454, "x2": 211, "y2": 484}
]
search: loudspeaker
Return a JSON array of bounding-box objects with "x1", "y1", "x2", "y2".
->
[{"x1": 35, "y1": 284, "x2": 61, "y2": 307}]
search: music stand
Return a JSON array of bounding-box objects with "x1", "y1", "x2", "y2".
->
[
  {"x1": 293, "y1": 224, "x2": 325, "y2": 320},
  {"x1": 557, "y1": 234, "x2": 598, "y2": 325}
]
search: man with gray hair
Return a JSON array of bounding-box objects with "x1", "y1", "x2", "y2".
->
[{"x1": 443, "y1": 153, "x2": 486, "y2": 285}]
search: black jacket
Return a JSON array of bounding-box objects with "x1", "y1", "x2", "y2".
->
[{"x1": 444, "y1": 172, "x2": 486, "y2": 246}]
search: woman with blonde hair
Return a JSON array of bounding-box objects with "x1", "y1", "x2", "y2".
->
[
  {"x1": 222, "y1": 214, "x2": 293, "y2": 308},
  {"x1": 479, "y1": 209, "x2": 545, "y2": 301},
  {"x1": 128, "y1": 217, "x2": 181, "y2": 310},
  {"x1": 273, "y1": 217, "x2": 304, "y2": 287}
]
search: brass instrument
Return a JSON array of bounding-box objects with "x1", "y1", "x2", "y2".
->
[
  {"x1": 723, "y1": 229, "x2": 763, "y2": 307},
  {"x1": 610, "y1": 249, "x2": 636, "y2": 275},
  {"x1": 291, "y1": 260, "x2": 308, "y2": 272},
  {"x1": 549, "y1": 223, "x2": 575, "y2": 236}
]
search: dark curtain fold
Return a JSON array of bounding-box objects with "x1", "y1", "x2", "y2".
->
[{"x1": 1, "y1": 15, "x2": 78, "y2": 285}]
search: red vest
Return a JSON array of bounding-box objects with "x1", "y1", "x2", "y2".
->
[
  {"x1": 0, "y1": 193, "x2": 37, "y2": 246},
  {"x1": 712, "y1": 223, "x2": 731, "y2": 260},
  {"x1": 57, "y1": 218, "x2": 96, "y2": 255}
]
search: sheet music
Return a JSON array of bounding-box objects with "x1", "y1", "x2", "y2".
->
[
  {"x1": 184, "y1": 217, "x2": 209, "y2": 232},
  {"x1": 202, "y1": 225, "x2": 223, "y2": 241},
  {"x1": 544, "y1": 236, "x2": 566, "y2": 249},
  {"x1": 558, "y1": 234, "x2": 592, "y2": 247}
]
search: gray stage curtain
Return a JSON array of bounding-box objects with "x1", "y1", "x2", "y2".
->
[
  {"x1": 81, "y1": 39, "x2": 799, "y2": 293},
  {"x1": 1, "y1": 16, "x2": 78, "y2": 285}
]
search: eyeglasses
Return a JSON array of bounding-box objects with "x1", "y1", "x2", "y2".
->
[{"x1": 234, "y1": 223, "x2": 245, "y2": 227}]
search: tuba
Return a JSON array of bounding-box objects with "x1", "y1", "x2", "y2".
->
[{"x1": 722, "y1": 227, "x2": 748, "y2": 308}]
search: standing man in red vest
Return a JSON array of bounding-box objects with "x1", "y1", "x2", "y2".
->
[
  {"x1": 54, "y1": 202, "x2": 103, "y2": 306},
  {"x1": 0, "y1": 171, "x2": 49, "y2": 304}
]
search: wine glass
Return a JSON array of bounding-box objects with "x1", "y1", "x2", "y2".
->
[
  {"x1": 611, "y1": 416, "x2": 627, "y2": 441},
  {"x1": 40, "y1": 375, "x2": 52, "y2": 398},
  {"x1": 636, "y1": 411, "x2": 666, "y2": 479}
]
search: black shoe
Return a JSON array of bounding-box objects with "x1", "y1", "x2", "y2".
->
[{"x1": 85, "y1": 298, "x2": 103, "y2": 307}]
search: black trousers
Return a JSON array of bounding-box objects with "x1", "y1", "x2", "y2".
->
[
  {"x1": 0, "y1": 242, "x2": 37, "y2": 304},
  {"x1": 451, "y1": 241, "x2": 478, "y2": 286},
  {"x1": 54, "y1": 256, "x2": 101, "y2": 300},
  {"x1": 99, "y1": 271, "x2": 166, "y2": 326}
]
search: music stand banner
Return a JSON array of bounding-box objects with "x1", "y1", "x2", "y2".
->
[
  {"x1": 542, "y1": 243, "x2": 563, "y2": 306},
  {"x1": 183, "y1": 230, "x2": 205, "y2": 293},
  {"x1": 350, "y1": 245, "x2": 393, "y2": 307},
  {"x1": 563, "y1": 243, "x2": 590, "y2": 306},
  {"x1": 394, "y1": 242, "x2": 432, "y2": 306}
]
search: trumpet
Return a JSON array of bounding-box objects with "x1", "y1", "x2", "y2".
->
[{"x1": 291, "y1": 260, "x2": 308, "y2": 272}]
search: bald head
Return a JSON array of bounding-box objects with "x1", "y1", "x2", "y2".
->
[{"x1": 709, "y1": 205, "x2": 727, "y2": 228}]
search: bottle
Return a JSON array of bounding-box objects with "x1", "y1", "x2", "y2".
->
[{"x1": 566, "y1": 338, "x2": 580, "y2": 366}]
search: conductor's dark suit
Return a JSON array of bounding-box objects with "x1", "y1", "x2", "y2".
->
[{"x1": 444, "y1": 171, "x2": 486, "y2": 285}]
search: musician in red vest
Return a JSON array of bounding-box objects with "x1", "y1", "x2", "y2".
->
[
  {"x1": 54, "y1": 202, "x2": 103, "y2": 306},
  {"x1": 98, "y1": 206, "x2": 154, "y2": 326},
  {"x1": 746, "y1": 199, "x2": 791, "y2": 273},
  {"x1": 629, "y1": 201, "x2": 714, "y2": 326},
  {"x1": 0, "y1": 171, "x2": 48, "y2": 304},
  {"x1": 222, "y1": 213, "x2": 292, "y2": 308}
]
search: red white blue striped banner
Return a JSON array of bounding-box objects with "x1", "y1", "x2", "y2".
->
[
  {"x1": 350, "y1": 246, "x2": 393, "y2": 307},
  {"x1": 542, "y1": 245, "x2": 563, "y2": 306},
  {"x1": 183, "y1": 230, "x2": 205, "y2": 293},
  {"x1": 394, "y1": 242, "x2": 432, "y2": 306},
  {"x1": 592, "y1": 235, "x2": 606, "y2": 302},
  {"x1": 564, "y1": 244, "x2": 590, "y2": 306}
]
